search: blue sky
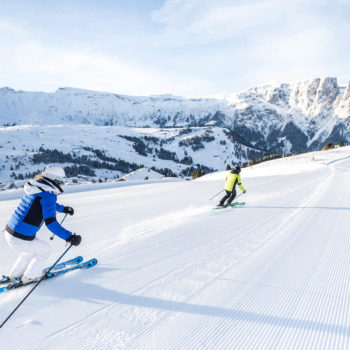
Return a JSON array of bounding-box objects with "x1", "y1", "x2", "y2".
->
[{"x1": 0, "y1": 0, "x2": 349, "y2": 96}]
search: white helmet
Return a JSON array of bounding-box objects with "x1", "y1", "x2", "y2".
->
[{"x1": 42, "y1": 166, "x2": 66, "y2": 185}]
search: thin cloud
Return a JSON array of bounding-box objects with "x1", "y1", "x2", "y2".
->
[
  {"x1": 151, "y1": 0, "x2": 299, "y2": 44},
  {"x1": 152, "y1": 0, "x2": 285, "y2": 43},
  {"x1": 151, "y1": 0, "x2": 342, "y2": 43},
  {"x1": 151, "y1": 0, "x2": 350, "y2": 89}
]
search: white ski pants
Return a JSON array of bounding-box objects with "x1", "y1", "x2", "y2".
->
[{"x1": 4, "y1": 231, "x2": 52, "y2": 279}]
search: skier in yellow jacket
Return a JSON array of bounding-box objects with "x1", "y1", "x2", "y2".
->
[{"x1": 218, "y1": 166, "x2": 246, "y2": 207}]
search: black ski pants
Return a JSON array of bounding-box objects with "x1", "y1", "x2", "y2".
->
[{"x1": 219, "y1": 189, "x2": 236, "y2": 206}]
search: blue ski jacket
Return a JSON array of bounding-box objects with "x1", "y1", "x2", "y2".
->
[{"x1": 6, "y1": 191, "x2": 72, "y2": 241}]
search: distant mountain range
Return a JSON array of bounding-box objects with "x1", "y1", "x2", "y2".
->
[{"x1": 0, "y1": 77, "x2": 349, "y2": 186}]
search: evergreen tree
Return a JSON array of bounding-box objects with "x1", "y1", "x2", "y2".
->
[{"x1": 322, "y1": 142, "x2": 334, "y2": 150}]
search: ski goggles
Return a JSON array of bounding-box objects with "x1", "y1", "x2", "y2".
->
[{"x1": 55, "y1": 179, "x2": 67, "y2": 186}]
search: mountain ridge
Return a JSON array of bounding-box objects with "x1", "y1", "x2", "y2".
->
[
  {"x1": 1, "y1": 77, "x2": 349, "y2": 150},
  {"x1": 0, "y1": 77, "x2": 349, "y2": 186}
]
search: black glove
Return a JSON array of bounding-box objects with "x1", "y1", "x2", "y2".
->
[
  {"x1": 243, "y1": 190, "x2": 246, "y2": 193},
  {"x1": 63, "y1": 206, "x2": 74, "y2": 216},
  {"x1": 66, "y1": 234, "x2": 81, "y2": 246}
]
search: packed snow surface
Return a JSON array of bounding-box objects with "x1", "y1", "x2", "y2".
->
[
  {"x1": 117, "y1": 167, "x2": 164, "y2": 181},
  {"x1": 1, "y1": 147, "x2": 350, "y2": 349}
]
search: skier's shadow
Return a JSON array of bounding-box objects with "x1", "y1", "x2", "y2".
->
[{"x1": 46, "y1": 279, "x2": 350, "y2": 337}]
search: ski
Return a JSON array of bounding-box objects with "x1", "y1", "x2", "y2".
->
[
  {"x1": 43, "y1": 256, "x2": 83, "y2": 273},
  {"x1": 231, "y1": 201, "x2": 246, "y2": 207},
  {"x1": 213, "y1": 202, "x2": 246, "y2": 210},
  {"x1": 0, "y1": 276, "x2": 10, "y2": 285},
  {"x1": 0, "y1": 256, "x2": 83, "y2": 285},
  {"x1": 212, "y1": 205, "x2": 225, "y2": 210},
  {"x1": 0, "y1": 258, "x2": 97, "y2": 294},
  {"x1": 46, "y1": 258, "x2": 97, "y2": 279}
]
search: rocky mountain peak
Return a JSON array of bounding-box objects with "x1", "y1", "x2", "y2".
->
[{"x1": 334, "y1": 81, "x2": 350, "y2": 119}]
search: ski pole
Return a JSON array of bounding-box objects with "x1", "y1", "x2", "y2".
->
[
  {"x1": 236, "y1": 192, "x2": 244, "y2": 199},
  {"x1": 209, "y1": 189, "x2": 224, "y2": 201},
  {"x1": 50, "y1": 214, "x2": 68, "y2": 241},
  {"x1": 0, "y1": 243, "x2": 73, "y2": 329}
]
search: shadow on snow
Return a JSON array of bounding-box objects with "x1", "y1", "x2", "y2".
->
[{"x1": 45, "y1": 279, "x2": 350, "y2": 337}]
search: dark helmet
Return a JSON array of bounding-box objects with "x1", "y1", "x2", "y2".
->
[{"x1": 231, "y1": 166, "x2": 241, "y2": 174}]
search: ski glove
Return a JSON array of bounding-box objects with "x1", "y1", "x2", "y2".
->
[
  {"x1": 63, "y1": 206, "x2": 74, "y2": 216},
  {"x1": 243, "y1": 190, "x2": 246, "y2": 193},
  {"x1": 67, "y1": 234, "x2": 81, "y2": 246}
]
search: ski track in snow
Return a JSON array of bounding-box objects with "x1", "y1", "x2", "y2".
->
[{"x1": 2, "y1": 152, "x2": 350, "y2": 349}]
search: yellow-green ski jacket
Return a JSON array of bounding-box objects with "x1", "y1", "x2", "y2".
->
[{"x1": 225, "y1": 173, "x2": 246, "y2": 192}]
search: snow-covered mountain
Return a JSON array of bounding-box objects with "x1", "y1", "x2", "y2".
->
[
  {"x1": 1, "y1": 77, "x2": 349, "y2": 151},
  {"x1": 0, "y1": 77, "x2": 349, "y2": 185}
]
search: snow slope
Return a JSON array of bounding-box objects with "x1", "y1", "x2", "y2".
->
[
  {"x1": 1, "y1": 147, "x2": 350, "y2": 349},
  {"x1": 117, "y1": 167, "x2": 164, "y2": 181}
]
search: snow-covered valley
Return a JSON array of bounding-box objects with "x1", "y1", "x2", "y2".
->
[
  {"x1": 0, "y1": 124, "x2": 263, "y2": 187},
  {"x1": 1, "y1": 147, "x2": 350, "y2": 349}
]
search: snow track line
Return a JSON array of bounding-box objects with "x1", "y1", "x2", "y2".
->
[
  {"x1": 37, "y1": 200, "x2": 302, "y2": 350},
  {"x1": 10, "y1": 163, "x2": 348, "y2": 350},
  {"x1": 34, "y1": 174, "x2": 322, "y2": 349},
  {"x1": 215, "y1": 172, "x2": 347, "y2": 349},
  {"x1": 102, "y1": 168, "x2": 323, "y2": 264},
  {"x1": 100, "y1": 191, "x2": 307, "y2": 296},
  {"x1": 220, "y1": 172, "x2": 338, "y2": 349},
  {"x1": 171, "y1": 217, "x2": 324, "y2": 348},
  {"x1": 105, "y1": 170, "x2": 324, "y2": 267},
  {"x1": 285, "y1": 188, "x2": 350, "y2": 350},
  {"x1": 114, "y1": 167, "x2": 334, "y2": 346},
  {"x1": 40, "y1": 172, "x2": 332, "y2": 349},
  {"x1": 273, "y1": 220, "x2": 350, "y2": 347},
  {"x1": 238, "y1": 221, "x2": 332, "y2": 348},
  {"x1": 326, "y1": 155, "x2": 350, "y2": 166},
  {"x1": 47, "y1": 195, "x2": 294, "y2": 330},
  {"x1": 128, "y1": 177, "x2": 334, "y2": 349},
  {"x1": 42, "y1": 200, "x2": 286, "y2": 343},
  {"x1": 102, "y1": 203, "x2": 284, "y2": 271}
]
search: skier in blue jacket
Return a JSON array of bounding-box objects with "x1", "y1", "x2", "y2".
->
[{"x1": 4, "y1": 166, "x2": 81, "y2": 284}]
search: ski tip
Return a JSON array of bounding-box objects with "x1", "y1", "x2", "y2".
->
[
  {"x1": 231, "y1": 202, "x2": 246, "y2": 207},
  {"x1": 87, "y1": 258, "x2": 98, "y2": 267},
  {"x1": 0, "y1": 276, "x2": 10, "y2": 285},
  {"x1": 212, "y1": 206, "x2": 225, "y2": 210}
]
